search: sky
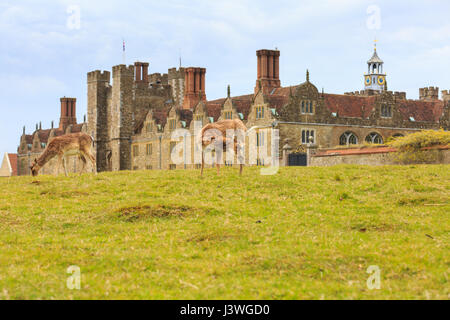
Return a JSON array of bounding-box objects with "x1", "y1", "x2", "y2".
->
[{"x1": 1, "y1": 0, "x2": 449, "y2": 155}]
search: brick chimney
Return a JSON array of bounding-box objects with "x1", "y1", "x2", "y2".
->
[
  {"x1": 59, "y1": 97, "x2": 77, "y2": 130},
  {"x1": 183, "y1": 67, "x2": 206, "y2": 109},
  {"x1": 255, "y1": 49, "x2": 281, "y2": 95},
  {"x1": 134, "y1": 62, "x2": 149, "y2": 84}
]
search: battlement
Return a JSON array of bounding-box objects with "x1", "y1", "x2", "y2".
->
[
  {"x1": 344, "y1": 89, "x2": 383, "y2": 97},
  {"x1": 150, "y1": 73, "x2": 168, "y2": 85},
  {"x1": 168, "y1": 67, "x2": 185, "y2": 80},
  {"x1": 442, "y1": 90, "x2": 450, "y2": 101},
  {"x1": 87, "y1": 70, "x2": 111, "y2": 82},
  {"x1": 112, "y1": 65, "x2": 135, "y2": 77},
  {"x1": 419, "y1": 86, "x2": 439, "y2": 100},
  {"x1": 394, "y1": 91, "x2": 407, "y2": 100}
]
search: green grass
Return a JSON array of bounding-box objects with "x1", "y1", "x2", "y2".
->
[{"x1": 0, "y1": 165, "x2": 448, "y2": 300}]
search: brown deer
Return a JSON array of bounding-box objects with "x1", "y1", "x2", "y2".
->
[
  {"x1": 30, "y1": 132, "x2": 96, "y2": 177},
  {"x1": 199, "y1": 119, "x2": 247, "y2": 176}
]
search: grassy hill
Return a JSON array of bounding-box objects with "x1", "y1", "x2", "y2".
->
[{"x1": 0, "y1": 165, "x2": 448, "y2": 299}]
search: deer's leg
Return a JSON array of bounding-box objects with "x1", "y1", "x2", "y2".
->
[
  {"x1": 201, "y1": 149, "x2": 204, "y2": 177},
  {"x1": 85, "y1": 150, "x2": 97, "y2": 174},
  {"x1": 216, "y1": 145, "x2": 222, "y2": 176},
  {"x1": 57, "y1": 155, "x2": 64, "y2": 176},
  {"x1": 79, "y1": 154, "x2": 87, "y2": 175},
  {"x1": 62, "y1": 156, "x2": 68, "y2": 177},
  {"x1": 237, "y1": 143, "x2": 244, "y2": 176}
]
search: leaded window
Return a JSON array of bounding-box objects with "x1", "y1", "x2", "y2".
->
[{"x1": 340, "y1": 131, "x2": 358, "y2": 145}]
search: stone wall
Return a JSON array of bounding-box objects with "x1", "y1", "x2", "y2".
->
[{"x1": 310, "y1": 147, "x2": 450, "y2": 166}]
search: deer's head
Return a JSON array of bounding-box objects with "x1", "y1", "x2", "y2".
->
[{"x1": 30, "y1": 159, "x2": 40, "y2": 176}]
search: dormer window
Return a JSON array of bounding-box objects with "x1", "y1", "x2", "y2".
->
[
  {"x1": 224, "y1": 111, "x2": 233, "y2": 119},
  {"x1": 301, "y1": 101, "x2": 314, "y2": 114},
  {"x1": 256, "y1": 106, "x2": 264, "y2": 119},
  {"x1": 195, "y1": 115, "x2": 203, "y2": 125},
  {"x1": 169, "y1": 119, "x2": 176, "y2": 130}
]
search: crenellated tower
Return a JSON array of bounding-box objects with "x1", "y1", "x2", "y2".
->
[
  {"x1": 110, "y1": 64, "x2": 134, "y2": 171},
  {"x1": 87, "y1": 70, "x2": 111, "y2": 172}
]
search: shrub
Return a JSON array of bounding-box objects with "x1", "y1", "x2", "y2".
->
[{"x1": 387, "y1": 129, "x2": 450, "y2": 164}]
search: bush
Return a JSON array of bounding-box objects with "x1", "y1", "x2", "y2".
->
[
  {"x1": 387, "y1": 129, "x2": 450, "y2": 151},
  {"x1": 387, "y1": 129, "x2": 450, "y2": 164}
]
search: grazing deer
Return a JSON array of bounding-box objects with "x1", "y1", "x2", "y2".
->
[
  {"x1": 199, "y1": 119, "x2": 247, "y2": 176},
  {"x1": 30, "y1": 132, "x2": 96, "y2": 177}
]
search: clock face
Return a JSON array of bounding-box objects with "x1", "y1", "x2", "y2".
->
[
  {"x1": 378, "y1": 76, "x2": 385, "y2": 85},
  {"x1": 365, "y1": 76, "x2": 371, "y2": 85}
]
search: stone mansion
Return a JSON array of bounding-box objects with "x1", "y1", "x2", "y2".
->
[{"x1": 17, "y1": 46, "x2": 450, "y2": 175}]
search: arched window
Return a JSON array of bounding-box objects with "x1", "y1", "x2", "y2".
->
[
  {"x1": 339, "y1": 131, "x2": 358, "y2": 146},
  {"x1": 301, "y1": 101, "x2": 305, "y2": 113},
  {"x1": 365, "y1": 132, "x2": 383, "y2": 144}
]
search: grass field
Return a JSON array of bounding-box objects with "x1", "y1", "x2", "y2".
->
[{"x1": 0, "y1": 165, "x2": 448, "y2": 300}]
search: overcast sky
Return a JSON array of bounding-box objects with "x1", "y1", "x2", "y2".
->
[{"x1": 1, "y1": 0, "x2": 449, "y2": 154}]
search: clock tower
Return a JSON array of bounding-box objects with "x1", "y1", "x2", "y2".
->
[{"x1": 364, "y1": 41, "x2": 386, "y2": 92}]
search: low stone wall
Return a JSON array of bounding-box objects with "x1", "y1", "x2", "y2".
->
[{"x1": 310, "y1": 146, "x2": 450, "y2": 166}]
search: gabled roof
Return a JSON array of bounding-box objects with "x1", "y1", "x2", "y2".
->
[
  {"x1": 204, "y1": 99, "x2": 225, "y2": 122},
  {"x1": 177, "y1": 109, "x2": 193, "y2": 127},
  {"x1": 266, "y1": 94, "x2": 290, "y2": 114},
  {"x1": 71, "y1": 123, "x2": 84, "y2": 133},
  {"x1": 24, "y1": 135, "x2": 33, "y2": 144},
  {"x1": 230, "y1": 94, "x2": 254, "y2": 120},
  {"x1": 7, "y1": 153, "x2": 18, "y2": 176}
]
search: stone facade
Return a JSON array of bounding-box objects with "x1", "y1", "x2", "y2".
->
[{"x1": 17, "y1": 46, "x2": 450, "y2": 175}]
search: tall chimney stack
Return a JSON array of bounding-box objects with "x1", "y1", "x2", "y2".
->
[
  {"x1": 134, "y1": 62, "x2": 149, "y2": 85},
  {"x1": 255, "y1": 49, "x2": 281, "y2": 95},
  {"x1": 183, "y1": 67, "x2": 206, "y2": 109},
  {"x1": 59, "y1": 97, "x2": 77, "y2": 130}
]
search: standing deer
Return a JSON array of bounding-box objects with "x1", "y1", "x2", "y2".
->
[
  {"x1": 199, "y1": 119, "x2": 247, "y2": 176},
  {"x1": 30, "y1": 132, "x2": 96, "y2": 177}
]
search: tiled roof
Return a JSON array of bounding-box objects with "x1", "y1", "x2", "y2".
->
[
  {"x1": 7, "y1": 153, "x2": 18, "y2": 176},
  {"x1": 177, "y1": 109, "x2": 193, "y2": 127},
  {"x1": 25, "y1": 135, "x2": 33, "y2": 144},
  {"x1": 71, "y1": 123, "x2": 84, "y2": 133},
  {"x1": 152, "y1": 107, "x2": 170, "y2": 127},
  {"x1": 205, "y1": 100, "x2": 224, "y2": 122},
  {"x1": 323, "y1": 94, "x2": 377, "y2": 119},
  {"x1": 314, "y1": 145, "x2": 449, "y2": 157},
  {"x1": 314, "y1": 146, "x2": 396, "y2": 157},
  {"x1": 266, "y1": 94, "x2": 289, "y2": 113},
  {"x1": 37, "y1": 129, "x2": 52, "y2": 142},
  {"x1": 231, "y1": 94, "x2": 254, "y2": 120},
  {"x1": 397, "y1": 99, "x2": 444, "y2": 122}
]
